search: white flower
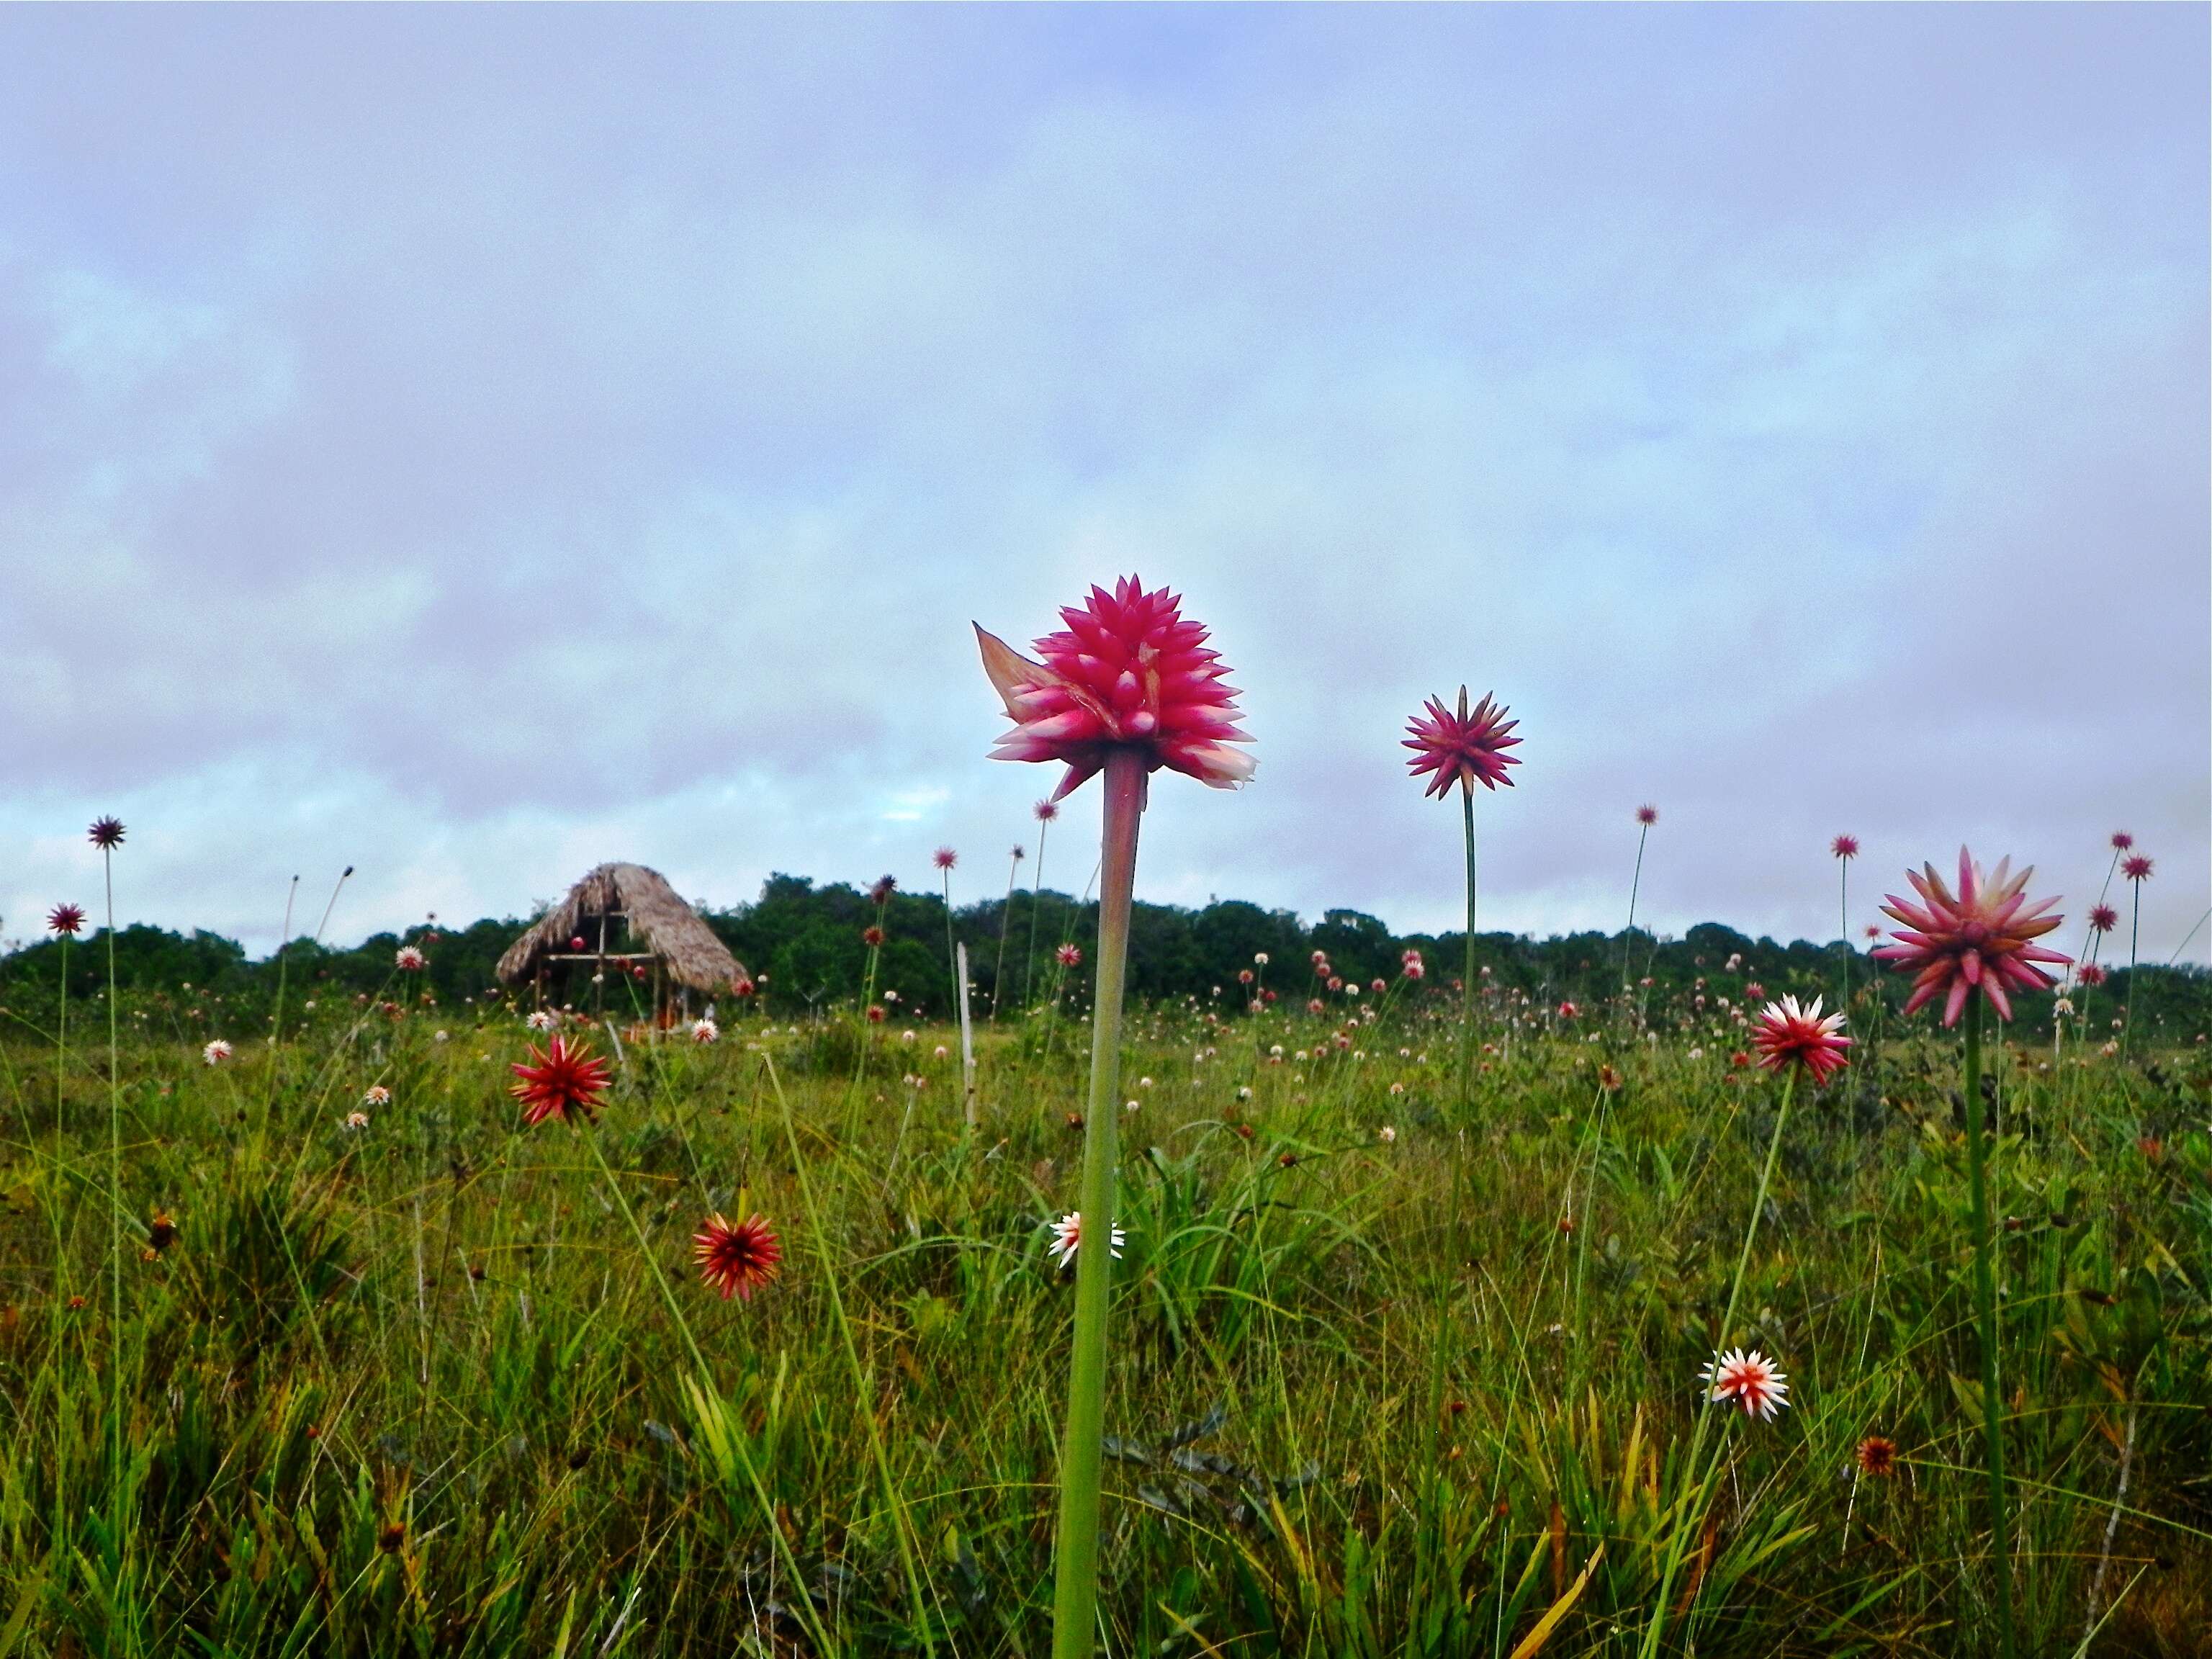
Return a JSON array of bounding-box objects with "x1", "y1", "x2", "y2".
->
[
  {"x1": 395, "y1": 946, "x2": 427, "y2": 971},
  {"x1": 1048, "y1": 1211, "x2": 1125, "y2": 1269},
  {"x1": 343, "y1": 1111, "x2": 370, "y2": 1130},
  {"x1": 1254, "y1": 952, "x2": 1269, "y2": 966},
  {"x1": 902, "y1": 1029, "x2": 917, "y2": 1043},
  {"x1": 1236, "y1": 1085, "x2": 1253, "y2": 1101},
  {"x1": 202, "y1": 1040, "x2": 233, "y2": 1066},
  {"x1": 932, "y1": 1044, "x2": 949, "y2": 1059},
  {"x1": 1688, "y1": 1047, "x2": 1704, "y2": 1061},
  {"x1": 433, "y1": 1030, "x2": 449, "y2": 1043},
  {"x1": 1701, "y1": 1349, "x2": 1790, "y2": 1420},
  {"x1": 692, "y1": 1018, "x2": 719, "y2": 1044},
  {"x1": 527, "y1": 1010, "x2": 558, "y2": 1032},
  {"x1": 1377, "y1": 1125, "x2": 1396, "y2": 1143},
  {"x1": 363, "y1": 1084, "x2": 392, "y2": 1107}
]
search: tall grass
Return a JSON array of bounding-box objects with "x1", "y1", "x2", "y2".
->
[{"x1": 3, "y1": 979, "x2": 2208, "y2": 1656}]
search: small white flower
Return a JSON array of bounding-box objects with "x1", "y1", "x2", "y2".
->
[
  {"x1": 527, "y1": 1010, "x2": 558, "y2": 1032},
  {"x1": 363, "y1": 1084, "x2": 392, "y2": 1107},
  {"x1": 343, "y1": 1111, "x2": 370, "y2": 1130},
  {"x1": 1236, "y1": 1085, "x2": 1253, "y2": 1101},
  {"x1": 902, "y1": 1029, "x2": 917, "y2": 1043},
  {"x1": 1701, "y1": 1349, "x2": 1790, "y2": 1420},
  {"x1": 1048, "y1": 1210, "x2": 1125, "y2": 1269},
  {"x1": 395, "y1": 945, "x2": 427, "y2": 971},
  {"x1": 932, "y1": 1043, "x2": 949, "y2": 1059},
  {"x1": 692, "y1": 1018, "x2": 720, "y2": 1044},
  {"x1": 202, "y1": 1039, "x2": 233, "y2": 1066},
  {"x1": 1377, "y1": 1125, "x2": 1396, "y2": 1143},
  {"x1": 433, "y1": 1030, "x2": 449, "y2": 1043},
  {"x1": 1254, "y1": 952, "x2": 1269, "y2": 966}
]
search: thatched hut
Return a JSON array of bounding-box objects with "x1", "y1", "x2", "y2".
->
[{"x1": 496, "y1": 863, "x2": 747, "y2": 1020}]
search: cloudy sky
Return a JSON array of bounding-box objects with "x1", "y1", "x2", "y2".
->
[{"x1": 3, "y1": 6, "x2": 2206, "y2": 962}]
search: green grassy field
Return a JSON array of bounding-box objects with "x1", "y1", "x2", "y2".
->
[{"x1": 2, "y1": 988, "x2": 2207, "y2": 1658}]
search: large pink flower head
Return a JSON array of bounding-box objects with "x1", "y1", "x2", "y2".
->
[
  {"x1": 1750, "y1": 994, "x2": 1851, "y2": 1085},
  {"x1": 1872, "y1": 849, "x2": 2069, "y2": 1026},
  {"x1": 976, "y1": 577, "x2": 1253, "y2": 802},
  {"x1": 2122, "y1": 855, "x2": 2154, "y2": 883},
  {"x1": 1832, "y1": 835, "x2": 1859, "y2": 860},
  {"x1": 933, "y1": 846, "x2": 958, "y2": 872},
  {"x1": 1402, "y1": 688, "x2": 1521, "y2": 799}
]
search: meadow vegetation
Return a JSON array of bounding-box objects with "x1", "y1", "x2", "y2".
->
[{"x1": 3, "y1": 943, "x2": 2208, "y2": 1656}]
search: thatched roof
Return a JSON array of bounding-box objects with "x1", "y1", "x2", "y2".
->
[{"x1": 495, "y1": 863, "x2": 746, "y2": 994}]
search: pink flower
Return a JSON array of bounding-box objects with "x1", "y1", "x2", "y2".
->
[
  {"x1": 933, "y1": 847, "x2": 958, "y2": 872},
  {"x1": 202, "y1": 1039, "x2": 233, "y2": 1066},
  {"x1": 1750, "y1": 994, "x2": 1851, "y2": 1086},
  {"x1": 693, "y1": 1213, "x2": 782, "y2": 1301},
  {"x1": 1402, "y1": 688, "x2": 1521, "y2": 799},
  {"x1": 1636, "y1": 805, "x2": 1658, "y2": 827},
  {"x1": 1832, "y1": 835, "x2": 1859, "y2": 860},
  {"x1": 88, "y1": 817, "x2": 126, "y2": 850},
  {"x1": 1701, "y1": 1349, "x2": 1789, "y2": 1420},
  {"x1": 1056, "y1": 943, "x2": 1082, "y2": 967},
  {"x1": 395, "y1": 945, "x2": 427, "y2": 971},
  {"x1": 2122, "y1": 855, "x2": 2153, "y2": 883},
  {"x1": 1873, "y1": 849, "x2": 2069, "y2": 1025},
  {"x1": 1034, "y1": 799, "x2": 1058, "y2": 824},
  {"x1": 976, "y1": 576, "x2": 1253, "y2": 801},
  {"x1": 509, "y1": 1035, "x2": 613, "y2": 1127},
  {"x1": 2077, "y1": 962, "x2": 2107, "y2": 987},
  {"x1": 2089, "y1": 905, "x2": 2118, "y2": 934},
  {"x1": 2110, "y1": 831, "x2": 2134, "y2": 850},
  {"x1": 48, "y1": 903, "x2": 86, "y2": 937}
]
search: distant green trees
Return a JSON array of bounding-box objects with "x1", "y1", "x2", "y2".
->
[{"x1": 4, "y1": 876, "x2": 2206, "y2": 1043}]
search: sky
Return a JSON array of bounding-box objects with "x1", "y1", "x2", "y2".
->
[{"x1": 2, "y1": 5, "x2": 2206, "y2": 964}]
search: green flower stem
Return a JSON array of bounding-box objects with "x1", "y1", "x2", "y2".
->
[
  {"x1": 1024, "y1": 815, "x2": 1051, "y2": 1010},
  {"x1": 1641, "y1": 1062, "x2": 1797, "y2": 1658},
  {"x1": 940, "y1": 868, "x2": 961, "y2": 1025},
  {"x1": 575, "y1": 1116, "x2": 835, "y2": 1657},
  {"x1": 104, "y1": 848, "x2": 124, "y2": 1549},
  {"x1": 1622, "y1": 822, "x2": 1650, "y2": 998},
  {"x1": 1961, "y1": 997, "x2": 2018, "y2": 1659},
  {"x1": 1052, "y1": 747, "x2": 1146, "y2": 1659},
  {"x1": 1460, "y1": 782, "x2": 1478, "y2": 1112},
  {"x1": 1839, "y1": 860, "x2": 1851, "y2": 1015},
  {"x1": 2123, "y1": 883, "x2": 2141, "y2": 1056}
]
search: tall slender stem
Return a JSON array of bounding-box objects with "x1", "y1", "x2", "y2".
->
[
  {"x1": 1024, "y1": 817, "x2": 1051, "y2": 1009},
  {"x1": 1961, "y1": 998, "x2": 2017, "y2": 1659},
  {"x1": 1051, "y1": 750, "x2": 1145, "y2": 1659},
  {"x1": 1640, "y1": 1063, "x2": 1798, "y2": 1658},
  {"x1": 1839, "y1": 860, "x2": 1851, "y2": 1015},
  {"x1": 2123, "y1": 884, "x2": 2141, "y2": 1056},
  {"x1": 1622, "y1": 823, "x2": 1649, "y2": 996},
  {"x1": 104, "y1": 849, "x2": 123, "y2": 1539},
  {"x1": 991, "y1": 851, "x2": 1021, "y2": 1022},
  {"x1": 940, "y1": 869, "x2": 960, "y2": 1024},
  {"x1": 1460, "y1": 782, "x2": 1478, "y2": 1112}
]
